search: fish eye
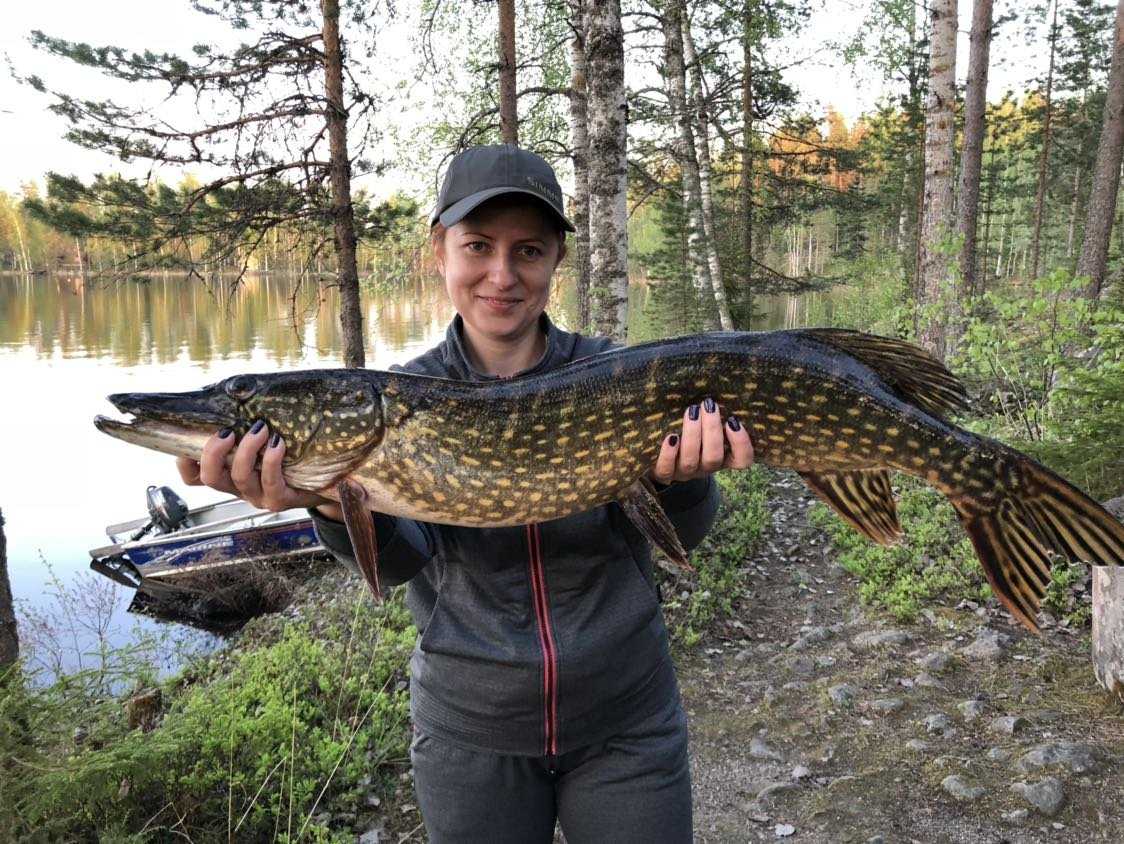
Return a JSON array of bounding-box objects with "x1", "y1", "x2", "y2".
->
[{"x1": 225, "y1": 375, "x2": 258, "y2": 401}]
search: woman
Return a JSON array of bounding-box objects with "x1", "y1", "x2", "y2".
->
[{"x1": 177, "y1": 145, "x2": 754, "y2": 843}]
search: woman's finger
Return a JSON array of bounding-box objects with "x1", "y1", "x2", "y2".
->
[
  {"x1": 651, "y1": 433, "x2": 680, "y2": 484},
  {"x1": 698, "y1": 397, "x2": 725, "y2": 473},
  {"x1": 199, "y1": 428, "x2": 238, "y2": 492},
  {"x1": 259, "y1": 433, "x2": 290, "y2": 510},
  {"x1": 230, "y1": 419, "x2": 268, "y2": 501},
  {"x1": 176, "y1": 456, "x2": 202, "y2": 486},
  {"x1": 675, "y1": 404, "x2": 702, "y2": 478},
  {"x1": 723, "y1": 416, "x2": 754, "y2": 469}
]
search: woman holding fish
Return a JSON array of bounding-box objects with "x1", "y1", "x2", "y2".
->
[{"x1": 176, "y1": 146, "x2": 753, "y2": 843}]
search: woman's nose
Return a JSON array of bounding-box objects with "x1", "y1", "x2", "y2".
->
[{"x1": 487, "y1": 253, "x2": 519, "y2": 288}]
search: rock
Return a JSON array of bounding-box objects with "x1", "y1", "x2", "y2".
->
[
  {"x1": 989, "y1": 715, "x2": 1028, "y2": 735},
  {"x1": 828, "y1": 684, "x2": 858, "y2": 706},
  {"x1": 866, "y1": 837, "x2": 886, "y2": 844},
  {"x1": 815, "y1": 655, "x2": 837, "y2": 669},
  {"x1": 905, "y1": 739, "x2": 929, "y2": 752},
  {"x1": 914, "y1": 672, "x2": 945, "y2": 689},
  {"x1": 986, "y1": 747, "x2": 1011, "y2": 763},
  {"x1": 959, "y1": 629, "x2": 1010, "y2": 659},
  {"x1": 941, "y1": 774, "x2": 985, "y2": 801},
  {"x1": 787, "y1": 655, "x2": 816, "y2": 677},
  {"x1": 358, "y1": 824, "x2": 383, "y2": 844},
  {"x1": 1016, "y1": 742, "x2": 1102, "y2": 775},
  {"x1": 751, "y1": 736, "x2": 784, "y2": 762},
  {"x1": 1011, "y1": 777, "x2": 1066, "y2": 816},
  {"x1": 923, "y1": 713, "x2": 953, "y2": 735},
  {"x1": 775, "y1": 824, "x2": 796, "y2": 838},
  {"x1": 868, "y1": 697, "x2": 905, "y2": 715},
  {"x1": 790, "y1": 626, "x2": 833, "y2": 650},
  {"x1": 957, "y1": 700, "x2": 986, "y2": 721},
  {"x1": 851, "y1": 629, "x2": 911, "y2": 651},
  {"x1": 791, "y1": 765, "x2": 812, "y2": 780},
  {"x1": 918, "y1": 651, "x2": 952, "y2": 672},
  {"x1": 1001, "y1": 809, "x2": 1030, "y2": 824},
  {"x1": 758, "y1": 781, "x2": 797, "y2": 800}
]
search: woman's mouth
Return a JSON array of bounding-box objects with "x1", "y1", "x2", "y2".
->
[{"x1": 478, "y1": 295, "x2": 522, "y2": 313}]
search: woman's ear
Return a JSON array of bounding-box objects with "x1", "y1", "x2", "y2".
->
[{"x1": 554, "y1": 239, "x2": 568, "y2": 268}]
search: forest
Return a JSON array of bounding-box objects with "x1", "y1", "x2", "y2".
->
[{"x1": 2, "y1": 0, "x2": 1124, "y2": 840}]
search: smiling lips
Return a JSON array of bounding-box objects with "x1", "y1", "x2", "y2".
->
[{"x1": 478, "y1": 294, "x2": 522, "y2": 313}]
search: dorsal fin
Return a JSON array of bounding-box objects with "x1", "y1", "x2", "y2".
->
[
  {"x1": 798, "y1": 328, "x2": 970, "y2": 418},
  {"x1": 799, "y1": 469, "x2": 902, "y2": 546}
]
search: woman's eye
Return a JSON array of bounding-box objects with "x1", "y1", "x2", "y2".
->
[
  {"x1": 518, "y1": 245, "x2": 543, "y2": 258},
  {"x1": 465, "y1": 241, "x2": 488, "y2": 253}
]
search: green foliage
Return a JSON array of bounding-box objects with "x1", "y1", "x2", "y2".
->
[
  {"x1": 667, "y1": 467, "x2": 769, "y2": 647},
  {"x1": 0, "y1": 591, "x2": 415, "y2": 841},
  {"x1": 1042, "y1": 561, "x2": 1092, "y2": 628},
  {"x1": 957, "y1": 271, "x2": 1124, "y2": 499},
  {"x1": 809, "y1": 480, "x2": 990, "y2": 623},
  {"x1": 804, "y1": 250, "x2": 914, "y2": 337}
]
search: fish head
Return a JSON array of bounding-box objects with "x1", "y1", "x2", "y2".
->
[{"x1": 94, "y1": 369, "x2": 387, "y2": 492}]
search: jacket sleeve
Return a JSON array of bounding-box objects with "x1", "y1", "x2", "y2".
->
[
  {"x1": 308, "y1": 509, "x2": 435, "y2": 588},
  {"x1": 655, "y1": 476, "x2": 721, "y2": 553}
]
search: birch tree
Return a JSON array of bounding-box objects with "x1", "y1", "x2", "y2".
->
[
  {"x1": 585, "y1": 0, "x2": 629, "y2": 341},
  {"x1": 682, "y1": 9, "x2": 734, "y2": 330},
  {"x1": 1077, "y1": 0, "x2": 1124, "y2": 298},
  {"x1": 958, "y1": 0, "x2": 994, "y2": 298},
  {"x1": 917, "y1": 0, "x2": 958, "y2": 360}
]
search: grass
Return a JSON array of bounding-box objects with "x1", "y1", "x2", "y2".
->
[
  {"x1": 0, "y1": 583, "x2": 415, "y2": 842},
  {"x1": 808, "y1": 478, "x2": 991, "y2": 623}
]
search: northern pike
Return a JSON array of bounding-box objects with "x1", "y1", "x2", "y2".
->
[{"x1": 94, "y1": 329, "x2": 1124, "y2": 631}]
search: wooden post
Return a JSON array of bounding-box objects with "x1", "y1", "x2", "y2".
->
[{"x1": 1093, "y1": 497, "x2": 1124, "y2": 702}]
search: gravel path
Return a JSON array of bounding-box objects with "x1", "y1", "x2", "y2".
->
[{"x1": 678, "y1": 471, "x2": 1124, "y2": 844}]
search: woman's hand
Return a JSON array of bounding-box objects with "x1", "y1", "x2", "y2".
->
[
  {"x1": 650, "y1": 397, "x2": 754, "y2": 484},
  {"x1": 175, "y1": 421, "x2": 340, "y2": 516}
]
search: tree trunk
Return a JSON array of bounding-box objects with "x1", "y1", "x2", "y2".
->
[
  {"x1": 498, "y1": 0, "x2": 519, "y2": 145},
  {"x1": 0, "y1": 510, "x2": 18, "y2": 672},
  {"x1": 1077, "y1": 0, "x2": 1124, "y2": 299},
  {"x1": 1093, "y1": 497, "x2": 1124, "y2": 702},
  {"x1": 1067, "y1": 166, "x2": 1083, "y2": 260},
  {"x1": 584, "y1": 0, "x2": 629, "y2": 341},
  {"x1": 322, "y1": 0, "x2": 365, "y2": 368},
  {"x1": 567, "y1": 0, "x2": 592, "y2": 333},
  {"x1": 957, "y1": 0, "x2": 993, "y2": 304},
  {"x1": 739, "y1": 0, "x2": 754, "y2": 315},
  {"x1": 662, "y1": 1, "x2": 713, "y2": 316},
  {"x1": 682, "y1": 12, "x2": 733, "y2": 330},
  {"x1": 917, "y1": 0, "x2": 958, "y2": 360},
  {"x1": 1032, "y1": 0, "x2": 1059, "y2": 280}
]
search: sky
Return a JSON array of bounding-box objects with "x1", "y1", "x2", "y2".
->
[{"x1": 0, "y1": 0, "x2": 1050, "y2": 204}]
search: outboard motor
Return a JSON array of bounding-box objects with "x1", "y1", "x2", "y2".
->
[{"x1": 145, "y1": 485, "x2": 189, "y2": 533}]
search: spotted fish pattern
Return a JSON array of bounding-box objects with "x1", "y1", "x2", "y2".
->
[{"x1": 97, "y1": 329, "x2": 1124, "y2": 631}]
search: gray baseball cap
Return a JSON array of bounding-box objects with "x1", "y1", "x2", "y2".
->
[{"x1": 431, "y1": 144, "x2": 576, "y2": 232}]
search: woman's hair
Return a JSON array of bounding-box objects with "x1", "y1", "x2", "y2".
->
[{"x1": 430, "y1": 194, "x2": 567, "y2": 262}]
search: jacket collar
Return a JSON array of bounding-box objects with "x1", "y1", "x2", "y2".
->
[{"x1": 443, "y1": 313, "x2": 577, "y2": 381}]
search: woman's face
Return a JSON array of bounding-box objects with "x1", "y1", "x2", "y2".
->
[{"x1": 436, "y1": 197, "x2": 563, "y2": 346}]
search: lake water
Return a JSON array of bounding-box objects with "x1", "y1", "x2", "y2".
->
[{"x1": 0, "y1": 270, "x2": 808, "y2": 672}]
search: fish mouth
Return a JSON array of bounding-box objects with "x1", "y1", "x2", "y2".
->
[{"x1": 94, "y1": 388, "x2": 238, "y2": 459}]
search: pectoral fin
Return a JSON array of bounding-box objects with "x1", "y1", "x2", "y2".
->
[
  {"x1": 336, "y1": 478, "x2": 382, "y2": 602},
  {"x1": 798, "y1": 469, "x2": 902, "y2": 546},
  {"x1": 617, "y1": 478, "x2": 692, "y2": 570}
]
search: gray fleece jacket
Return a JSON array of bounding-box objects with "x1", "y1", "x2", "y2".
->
[{"x1": 310, "y1": 314, "x2": 720, "y2": 757}]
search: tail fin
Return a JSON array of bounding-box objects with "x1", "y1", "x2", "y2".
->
[{"x1": 951, "y1": 455, "x2": 1124, "y2": 633}]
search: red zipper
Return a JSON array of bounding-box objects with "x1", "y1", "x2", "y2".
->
[{"x1": 525, "y1": 523, "x2": 559, "y2": 757}]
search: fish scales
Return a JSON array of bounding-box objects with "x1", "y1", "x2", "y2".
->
[{"x1": 95, "y1": 328, "x2": 1124, "y2": 632}]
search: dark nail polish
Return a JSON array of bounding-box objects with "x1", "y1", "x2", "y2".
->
[
  {"x1": 728, "y1": 416, "x2": 741, "y2": 432},
  {"x1": 250, "y1": 419, "x2": 266, "y2": 435},
  {"x1": 218, "y1": 427, "x2": 233, "y2": 439},
  {"x1": 270, "y1": 433, "x2": 281, "y2": 448},
  {"x1": 703, "y1": 397, "x2": 716, "y2": 413},
  {"x1": 668, "y1": 434, "x2": 679, "y2": 447},
  {"x1": 688, "y1": 405, "x2": 700, "y2": 421}
]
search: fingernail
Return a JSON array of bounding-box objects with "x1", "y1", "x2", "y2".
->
[
  {"x1": 688, "y1": 404, "x2": 700, "y2": 421},
  {"x1": 250, "y1": 419, "x2": 266, "y2": 435},
  {"x1": 703, "y1": 397, "x2": 716, "y2": 413},
  {"x1": 270, "y1": 433, "x2": 281, "y2": 448},
  {"x1": 668, "y1": 434, "x2": 679, "y2": 447},
  {"x1": 728, "y1": 416, "x2": 741, "y2": 432},
  {"x1": 218, "y1": 427, "x2": 233, "y2": 439}
]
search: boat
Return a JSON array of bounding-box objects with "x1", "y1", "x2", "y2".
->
[{"x1": 89, "y1": 486, "x2": 330, "y2": 631}]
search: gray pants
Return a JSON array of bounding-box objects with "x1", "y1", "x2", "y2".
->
[{"x1": 410, "y1": 700, "x2": 692, "y2": 843}]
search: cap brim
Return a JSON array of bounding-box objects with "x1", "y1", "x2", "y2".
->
[{"x1": 432, "y1": 187, "x2": 576, "y2": 232}]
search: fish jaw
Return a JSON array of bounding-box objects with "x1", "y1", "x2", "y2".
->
[{"x1": 93, "y1": 414, "x2": 216, "y2": 462}]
